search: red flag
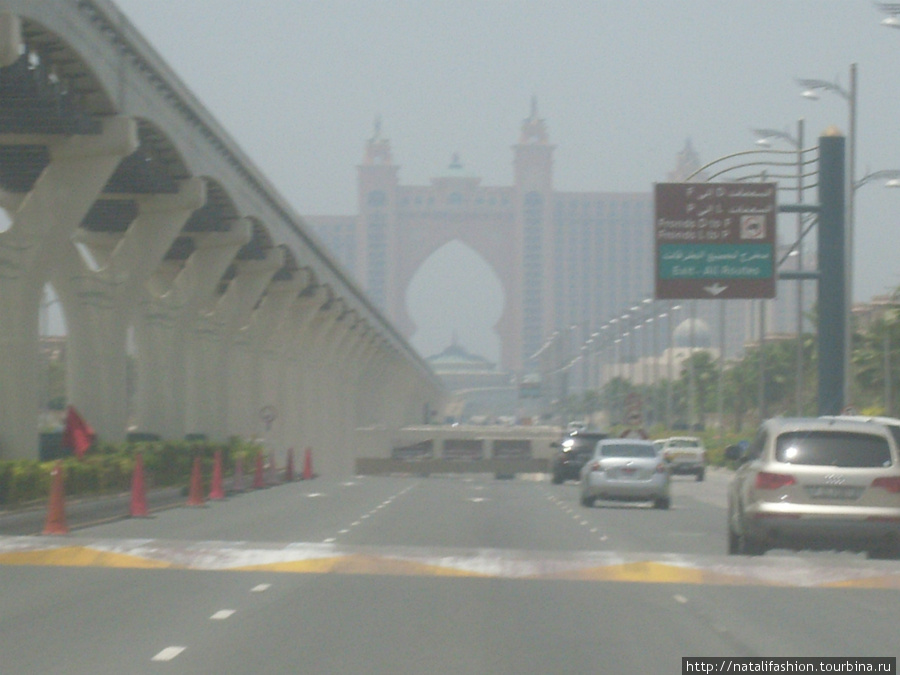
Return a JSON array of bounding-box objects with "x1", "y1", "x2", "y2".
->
[{"x1": 62, "y1": 405, "x2": 95, "y2": 459}]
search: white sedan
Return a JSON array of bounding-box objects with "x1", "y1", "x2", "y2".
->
[{"x1": 580, "y1": 439, "x2": 671, "y2": 510}]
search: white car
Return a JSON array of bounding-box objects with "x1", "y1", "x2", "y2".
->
[
  {"x1": 727, "y1": 417, "x2": 900, "y2": 558},
  {"x1": 658, "y1": 436, "x2": 706, "y2": 481},
  {"x1": 580, "y1": 439, "x2": 670, "y2": 510}
]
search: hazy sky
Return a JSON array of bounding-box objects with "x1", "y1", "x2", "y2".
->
[{"x1": 110, "y1": 0, "x2": 900, "y2": 361}]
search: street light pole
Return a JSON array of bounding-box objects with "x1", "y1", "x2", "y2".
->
[{"x1": 798, "y1": 64, "x2": 856, "y2": 409}]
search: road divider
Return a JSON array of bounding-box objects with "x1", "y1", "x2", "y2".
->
[{"x1": 2, "y1": 536, "x2": 899, "y2": 588}]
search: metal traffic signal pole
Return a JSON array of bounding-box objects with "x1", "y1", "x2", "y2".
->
[{"x1": 817, "y1": 131, "x2": 847, "y2": 414}]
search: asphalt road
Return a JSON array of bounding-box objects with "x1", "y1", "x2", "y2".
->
[{"x1": 0, "y1": 469, "x2": 898, "y2": 674}]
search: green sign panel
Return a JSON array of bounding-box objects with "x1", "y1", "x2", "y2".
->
[{"x1": 658, "y1": 243, "x2": 773, "y2": 280}]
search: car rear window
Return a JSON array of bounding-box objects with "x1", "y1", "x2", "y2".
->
[
  {"x1": 668, "y1": 439, "x2": 699, "y2": 448},
  {"x1": 600, "y1": 443, "x2": 657, "y2": 459},
  {"x1": 775, "y1": 431, "x2": 893, "y2": 468}
]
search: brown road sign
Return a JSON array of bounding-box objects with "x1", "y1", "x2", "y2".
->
[{"x1": 655, "y1": 182, "x2": 777, "y2": 300}]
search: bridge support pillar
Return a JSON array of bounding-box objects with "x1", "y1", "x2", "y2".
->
[
  {"x1": 0, "y1": 11, "x2": 22, "y2": 68},
  {"x1": 134, "y1": 224, "x2": 251, "y2": 438},
  {"x1": 0, "y1": 117, "x2": 137, "y2": 458},
  {"x1": 57, "y1": 179, "x2": 204, "y2": 442},
  {"x1": 184, "y1": 248, "x2": 283, "y2": 440},
  {"x1": 228, "y1": 277, "x2": 304, "y2": 444}
]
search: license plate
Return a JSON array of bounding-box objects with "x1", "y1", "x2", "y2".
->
[{"x1": 806, "y1": 485, "x2": 863, "y2": 500}]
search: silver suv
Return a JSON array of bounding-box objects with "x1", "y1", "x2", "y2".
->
[{"x1": 726, "y1": 417, "x2": 900, "y2": 558}]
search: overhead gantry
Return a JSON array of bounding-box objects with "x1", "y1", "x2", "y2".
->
[{"x1": 0, "y1": 2, "x2": 444, "y2": 473}]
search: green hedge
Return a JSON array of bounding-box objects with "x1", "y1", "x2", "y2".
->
[{"x1": 0, "y1": 437, "x2": 264, "y2": 508}]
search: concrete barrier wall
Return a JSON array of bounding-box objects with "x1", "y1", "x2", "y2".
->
[{"x1": 355, "y1": 458, "x2": 550, "y2": 476}]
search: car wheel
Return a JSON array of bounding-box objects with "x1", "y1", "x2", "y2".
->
[
  {"x1": 727, "y1": 525, "x2": 739, "y2": 555},
  {"x1": 653, "y1": 496, "x2": 670, "y2": 510},
  {"x1": 551, "y1": 472, "x2": 564, "y2": 485},
  {"x1": 869, "y1": 538, "x2": 900, "y2": 560},
  {"x1": 580, "y1": 494, "x2": 595, "y2": 508},
  {"x1": 695, "y1": 468, "x2": 705, "y2": 482},
  {"x1": 738, "y1": 531, "x2": 766, "y2": 556}
]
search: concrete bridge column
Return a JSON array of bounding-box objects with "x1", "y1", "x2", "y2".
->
[
  {"x1": 228, "y1": 276, "x2": 303, "y2": 444},
  {"x1": 134, "y1": 224, "x2": 250, "y2": 438},
  {"x1": 55, "y1": 179, "x2": 204, "y2": 441},
  {"x1": 357, "y1": 343, "x2": 391, "y2": 428},
  {"x1": 347, "y1": 335, "x2": 383, "y2": 457},
  {"x1": 386, "y1": 355, "x2": 421, "y2": 429},
  {"x1": 295, "y1": 308, "x2": 346, "y2": 474},
  {"x1": 336, "y1": 327, "x2": 376, "y2": 468},
  {"x1": 0, "y1": 11, "x2": 23, "y2": 68},
  {"x1": 0, "y1": 117, "x2": 137, "y2": 458},
  {"x1": 322, "y1": 319, "x2": 366, "y2": 474},
  {"x1": 275, "y1": 287, "x2": 330, "y2": 452},
  {"x1": 184, "y1": 248, "x2": 283, "y2": 439}
]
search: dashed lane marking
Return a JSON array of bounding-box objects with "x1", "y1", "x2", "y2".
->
[
  {"x1": 2, "y1": 536, "x2": 900, "y2": 588},
  {"x1": 151, "y1": 646, "x2": 185, "y2": 662}
]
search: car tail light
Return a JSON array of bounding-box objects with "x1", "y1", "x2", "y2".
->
[
  {"x1": 871, "y1": 476, "x2": 900, "y2": 493},
  {"x1": 589, "y1": 461, "x2": 603, "y2": 473},
  {"x1": 755, "y1": 471, "x2": 796, "y2": 490}
]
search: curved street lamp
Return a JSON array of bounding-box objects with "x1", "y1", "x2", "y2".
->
[
  {"x1": 751, "y1": 121, "x2": 806, "y2": 414},
  {"x1": 877, "y1": 3, "x2": 900, "y2": 28}
]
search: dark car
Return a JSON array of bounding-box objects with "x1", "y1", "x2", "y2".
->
[{"x1": 550, "y1": 431, "x2": 608, "y2": 484}]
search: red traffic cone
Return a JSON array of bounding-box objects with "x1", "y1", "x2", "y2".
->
[
  {"x1": 130, "y1": 452, "x2": 149, "y2": 517},
  {"x1": 285, "y1": 447, "x2": 295, "y2": 482},
  {"x1": 252, "y1": 452, "x2": 266, "y2": 489},
  {"x1": 43, "y1": 461, "x2": 69, "y2": 535},
  {"x1": 187, "y1": 456, "x2": 205, "y2": 506},
  {"x1": 209, "y1": 450, "x2": 225, "y2": 500},
  {"x1": 302, "y1": 447, "x2": 315, "y2": 481},
  {"x1": 232, "y1": 455, "x2": 245, "y2": 493}
]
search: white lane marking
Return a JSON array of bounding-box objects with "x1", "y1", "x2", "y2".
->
[
  {"x1": 306, "y1": 493, "x2": 325, "y2": 498},
  {"x1": 600, "y1": 535, "x2": 608, "y2": 542},
  {"x1": 361, "y1": 514, "x2": 370, "y2": 519},
  {"x1": 669, "y1": 531, "x2": 706, "y2": 537},
  {"x1": 351, "y1": 521, "x2": 361, "y2": 527},
  {"x1": 342, "y1": 481, "x2": 358, "y2": 486},
  {"x1": 152, "y1": 647, "x2": 185, "y2": 662},
  {"x1": 469, "y1": 497, "x2": 487, "y2": 503},
  {"x1": 673, "y1": 594, "x2": 688, "y2": 604},
  {"x1": 323, "y1": 538, "x2": 336, "y2": 544},
  {"x1": 251, "y1": 584, "x2": 271, "y2": 592},
  {"x1": 210, "y1": 609, "x2": 236, "y2": 620},
  {"x1": 338, "y1": 529, "x2": 350, "y2": 534}
]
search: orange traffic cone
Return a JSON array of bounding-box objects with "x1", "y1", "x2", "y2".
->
[
  {"x1": 187, "y1": 456, "x2": 205, "y2": 506},
  {"x1": 130, "y1": 452, "x2": 149, "y2": 517},
  {"x1": 43, "y1": 461, "x2": 69, "y2": 535},
  {"x1": 252, "y1": 452, "x2": 266, "y2": 489},
  {"x1": 302, "y1": 447, "x2": 315, "y2": 481},
  {"x1": 285, "y1": 448, "x2": 295, "y2": 482},
  {"x1": 209, "y1": 450, "x2": 225, "y2": 500}
]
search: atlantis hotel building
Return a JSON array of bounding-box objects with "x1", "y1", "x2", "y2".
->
[{"x1": 304, "y1": 102, "x2": 810, "y2": 390}]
